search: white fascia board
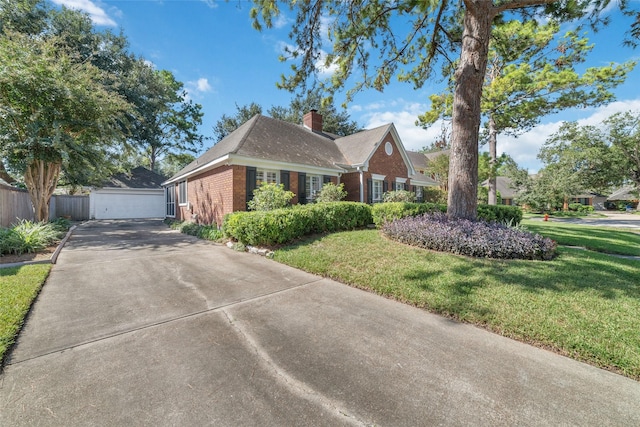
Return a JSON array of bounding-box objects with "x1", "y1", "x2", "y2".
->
[
  {"x1": 411, "y1": 178, "x2": 438, "y2": 187},
  {"x1": 92, "y1": 188, "x2": 164, "y2": 195},
  {"x1": 231, "y1": 155, "x2": 345, "y2": 176},
  {"x1": 388, "y1": 124, "x2": 417, "y2": 176},
  {"x1": 162, "y1": 154, "x2": 231, "y2": 186}
]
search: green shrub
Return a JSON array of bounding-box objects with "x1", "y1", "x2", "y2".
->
[
  {"x1": 371, "y1": 202, "x2": 523, "y2": 228},
  {"x1": 0, "y1": 220, "x2": 62, "y2": 255},
  {"x1": 222, "y1": 202, "x2": 372, "y2": 246},
  {"x1": 371, "y1": 202, "x2": 446, "y2": 227},
  {"x1": 476, "y1": 204, "x2": 523, "y2": 225},
  {"x1": 423, "y1": 187, "x2": 447, "y2": 204},
  {"x1": 315, "y1": 182, "x2": 347, "y2": 203},
  {"x1": 247, "y1": 183, "x2": 294, "y2": 211},
  {"x1": 383, "y1": 190, "x2": 416, "y2": 203}
]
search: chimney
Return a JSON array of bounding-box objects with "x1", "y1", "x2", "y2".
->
[{"x1": 303, "y1": 109, "x2": 323, "y2": 133}]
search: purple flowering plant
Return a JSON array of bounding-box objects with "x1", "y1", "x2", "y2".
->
[{"x1": 382, "y1": 212, "x2": 557, "y2": 260}]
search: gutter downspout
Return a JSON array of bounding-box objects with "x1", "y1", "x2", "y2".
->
[{"x1": 359, "y1": 167, "x2": 364, "y2": 203}]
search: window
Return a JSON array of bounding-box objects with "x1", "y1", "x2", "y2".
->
[
  {"x1": 178, "y1": 180, "x2": 187, "y2": 206},
  {"x1": 306, "y1": 175, "x2": 322, "y2": 201},
  {"x1": 372, "y1": 179, "x2": 383, "y2": 202},
  {"x1": 395, "y1": 181, "x2": 405, "y2": 191},
  {"x1": 415, "y1": 186, "x2": 423, "y2": 201},
  {"x1": 256, "y1": 169, "x2": 278, "y2": 186},
  {"x1": 165, "y1": 185, "x2": 176, "y2": 217}
]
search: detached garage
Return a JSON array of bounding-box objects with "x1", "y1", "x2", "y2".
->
[{"x1": 90, "y1": 167, "x2": 166, "y2": 220}]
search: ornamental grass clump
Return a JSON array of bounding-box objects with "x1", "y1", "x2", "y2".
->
[{"x1": 382, "y1": 212, "x2": 556, "y2": 260}]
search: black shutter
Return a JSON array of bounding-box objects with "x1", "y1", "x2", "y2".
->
[
  {"x1": 383, "y1": 180, "x2": 388, "y2": 193},
  {"x1": 323, "y1": 175, "x2": 331, "y2": 184},
  {"x1": 367, "y1": 178, "x2": 373, "y2": 204},
  {"x1": 246, "y1": 166, "x2": 257, "y2": 209},
  {"x1": 281, "y1": 170, "x2": 290, "y2": 191},
  {"x1": 298, "y1": 172, "x2": 307, "y2": 204}
]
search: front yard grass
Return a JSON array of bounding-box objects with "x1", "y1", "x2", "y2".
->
[
  {"x1": 274, "y1": 229, "x2": 640, "y2": 380},
  {"x1": 0, "y1": 264, "x2": 50, "y2": 362},
  {"x1": 522, "y1": 220, "x2": 640, "y2": 256}
]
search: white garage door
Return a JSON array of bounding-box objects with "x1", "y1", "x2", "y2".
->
[{"x1": 90, "y1": 188, "x2": 165, "y2": 219}]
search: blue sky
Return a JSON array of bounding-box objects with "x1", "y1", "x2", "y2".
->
[{"x1": 51, "y1": 0, "x2": 640, "y2": 173}]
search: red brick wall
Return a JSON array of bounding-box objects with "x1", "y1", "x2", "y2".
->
[
  {"x1": 342, "y1": 132, "x2": 411, "y2": 202},
  {"x1": 174, "y1": 165, "x2": 247, "y2": 227},
  {"x1": 341, "y1": 172, "x2": 362, "y2": 202},
  {"x1": 290, "y1": 171, "x2": 299, "y2": 205}
]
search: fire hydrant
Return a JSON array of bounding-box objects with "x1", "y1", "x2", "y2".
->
[{"x1": 543, "y1": 213, "x2": 549, "y2": 222}]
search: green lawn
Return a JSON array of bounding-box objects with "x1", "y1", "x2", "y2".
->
[
  {"x1": 274, "y1": 229, "x2": 640, "y2": 380},
  {"x1": 522, "y1": 220, "x2": 640, "y2": 256},
  {"x1": 0, "y1": 265, "x2": 50, "y2": 362}
]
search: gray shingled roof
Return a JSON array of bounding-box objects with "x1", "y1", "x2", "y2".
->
[
  {"x1": 169, "y1": 115, "x2": 349, "y2": 181},
  {"x1": 407, "y1": 151, "x2": 428, "y2": 171},
  {"x1": 333, "y1": 124, "x2": 392, "y2": 166},
  {"x1": 608, "y1": 184, "x2": 639, "y2": 201},
  {"x1": 481, "y1": 176, "x2": 517, "y2": 199},
  {"x1": 103, "y1": 166, "x2": 166, "y2": 189}
]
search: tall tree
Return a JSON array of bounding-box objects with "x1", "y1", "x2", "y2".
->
[
  {"x1": 213, "y1": 102, "x2": 263, "y2": 142},
  {"x1": 124, "y1": 60, "x2": 204, "y2": 172},
  {"x1": 251, "y1": 0, "x2": 621, "y2": 219},
  {"x1": 418, "y1": 19, "x2": 634, "y2": 205},
  {"x1": 0, "y1": 31, "x2": 131, "y2": 220},
  {"x1": 268, "y1": 92, "x2": 360, "y2": 135}
]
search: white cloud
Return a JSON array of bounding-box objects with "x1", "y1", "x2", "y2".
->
[
  {"x1": 497, "y1": 99, "x2": 640, "y2": 173},
  {"x1": 356, "y1": 97, "x2": 640, "y2": 174},
  {"x1": 185, "y1": 77, "x2": 215, "y2": 100},
  {"x1": 200, "y1": 0, "x2": 218, "y2": 9},
  {"x1": 273, "y1": 14, "x2": 290, "y2": 29},
  {"x1": 315, "y1": 51, "x2": 339, "y2": 77},
  {"x1": 196, "y1": 78, "x2": 212, "y2": 93},
  {"x1": 50, "y1": 0, "x2": 116, "y2": 27}
]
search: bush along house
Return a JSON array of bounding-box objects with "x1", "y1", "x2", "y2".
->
[{"x1": 162, "y1": 110, "x2": 437, "y2": 226}]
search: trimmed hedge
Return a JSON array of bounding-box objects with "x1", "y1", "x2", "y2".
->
[
  {"x1": 222, "y1": 202, "x2": 372, "y2": 246},
  {"x1": 372, "y1": 202, "x2": 523, "y2": 227},
  {"x1": 371, "y1": 202, "x2": 446, "y2": 228},
  {"x1": 382, "y1": 212, "x2": 556, "y2": 260}
]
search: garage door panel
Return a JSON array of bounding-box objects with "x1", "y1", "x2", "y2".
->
[{"x1": 91, "y1": 190, "x2": 165, "y2": 219}]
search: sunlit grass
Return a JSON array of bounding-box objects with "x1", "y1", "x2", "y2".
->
[
  {"x1": 0, "y1": 265, "x2": 50, "y2": 362},
  {"x1": 522, "y1": 220, "x2": 640, "y2": 256},
  {"x1": 274, "y1": 229, "x2": 640, "y2": 380}
]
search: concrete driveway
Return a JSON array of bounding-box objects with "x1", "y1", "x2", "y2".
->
[{"x1": 1, "y1": 220, "x2": 638, "y2": 426}]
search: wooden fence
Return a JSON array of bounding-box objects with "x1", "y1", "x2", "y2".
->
[{"x1": 0, "y1": 185, "x2": 89, "y2": 227}]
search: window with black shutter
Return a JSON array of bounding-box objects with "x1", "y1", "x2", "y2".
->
[
  {"x1": 246, "y1": 167, "x2": 257, "y2": 209},
  {"x1": 298, "y1": 172, "x2": 307, "y2": 204},
  {"x1": 281, "y1": 170, "x2": 290, "y2": 191}
]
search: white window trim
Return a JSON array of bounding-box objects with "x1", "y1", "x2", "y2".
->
[
  {"x1": 306, "y1": 174, "x2": 323, "y2": 201},
  {"x1": 371, "y1": 173, "x2": 386, "y2": 181},
  {"x1": 372, "y1": 179, "x2": 384, "y2": 203},
  {"x1": 178, "y1": 180, "x2": 187, "y2": 206},
  {"x1": 256, "y1": 169, "x2": 279, "y2": 186},
  {"x1": 165, "y1": 185, "x2": 176, "y2": 218}
]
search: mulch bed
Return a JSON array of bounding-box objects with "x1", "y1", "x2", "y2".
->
[{"x1": 0, "y1": 246, "x2": 57, "y2": 265}]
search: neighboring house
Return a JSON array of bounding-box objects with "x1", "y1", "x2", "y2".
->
[
  {"x1": 606, "y1": 184, "x2": 639, "y2": 210},
  {"x1": 90, "y1": 166, "x2": 166, "y2": 219},
  {"x1": 570, "y1": 193, "x2": 607, "y2": 210},
  {"x1": 163, "y1": 110, "x2": 437, "y2": 225},
  {"x1": 480, "y1": 176, "x2": 518, "y2": 206}
]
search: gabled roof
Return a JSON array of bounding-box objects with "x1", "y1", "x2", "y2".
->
[
  {"x1": 334, "y1": 124, "x2": 392, "y2": 166},
  {"x1": 102, "y1": 166, "x2": 165, "y2": 189},
  {"x1": 608, "y1": 184, "x2": 639, "y2": 201},
  {"x1": 407, "y1": 151, "x2": 428, "y2": 171},
  {"x1": 167, "y1": 115, "x2": 349, "y2": 184},
  {"x1": 481, "y1": 176, "x2": 517, "y2": 199},
  {"x1": 164, "y1": 114, "x2": 417, "y2": 185}
]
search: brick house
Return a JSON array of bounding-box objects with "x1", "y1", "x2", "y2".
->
[{"x1": 162, "y1": 110, "x2": 436, "y2": 225}]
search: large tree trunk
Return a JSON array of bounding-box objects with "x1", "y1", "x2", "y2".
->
[
  {"x1": 488, "y1": 113, "x2": 498, "y2": 205},
  {"x1": 24, "y1": 159, "x2": 61, "y2": 222},
  {"x1": 447, "y1": 2, "x2": 495, "y2": 220}
]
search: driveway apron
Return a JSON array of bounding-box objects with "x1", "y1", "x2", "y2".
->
[{"x1": 1, "y1": 220, "x2": 638, "y2": 426}]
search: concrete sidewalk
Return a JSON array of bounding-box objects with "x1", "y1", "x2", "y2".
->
[{"x1": 1, "y1": 220, "x2": 638, "y2": 426}]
